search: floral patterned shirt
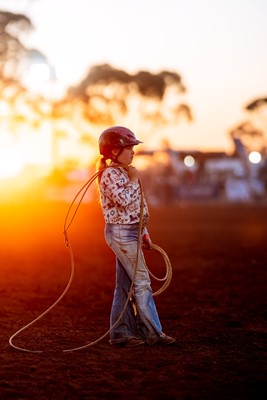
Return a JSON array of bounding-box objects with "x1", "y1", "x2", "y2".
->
[{"x1": 99, "y1": 166, "x2": 149, "y2": 226}]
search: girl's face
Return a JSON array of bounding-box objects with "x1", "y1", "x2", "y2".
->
[{"x1": 113, "y1": 146, "x2": 135, "y2": 165}]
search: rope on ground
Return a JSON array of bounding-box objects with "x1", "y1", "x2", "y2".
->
[{"x1": 8, "y1": 241, "x2": 75, "y2": 353}]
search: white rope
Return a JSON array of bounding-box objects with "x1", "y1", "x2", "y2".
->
[
  {"x1": 8, "y1": 165, "x2": 172, "y2": 353},
  {"x1": 150, "y1": 244, "x2": 173, "y2": 296}
]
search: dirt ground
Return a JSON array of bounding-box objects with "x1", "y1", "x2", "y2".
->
[{"x1": 0, "y1": 198, "x2": 266, "y2": 399}]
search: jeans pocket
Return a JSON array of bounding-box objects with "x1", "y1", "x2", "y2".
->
[{"x1": 104, "y1": 225, "x2": 113, "y2": 247}]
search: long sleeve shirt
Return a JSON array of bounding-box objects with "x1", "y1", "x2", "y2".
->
[{"x1": 99, "y1": 166, "x2": 149, "y2": 226}]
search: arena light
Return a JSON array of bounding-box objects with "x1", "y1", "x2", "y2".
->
[
  {"x1": 184, "y1": 155, "x2": 195, "y2": 168},
  {"x1": 248, "y1": 151, "x2": 261, "y2": 164}
]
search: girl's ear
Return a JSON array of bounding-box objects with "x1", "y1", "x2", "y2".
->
[{"x1": 111, "y1": 148, "x2": 120, "y2": 157}]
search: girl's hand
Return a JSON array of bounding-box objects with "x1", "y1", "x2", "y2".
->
[
  {"x1": 142, "y1": 230, "x2": 153, "y2": 250},
  {"x1": 128, "y1": 165, "x2": 139, "y2": 183}
]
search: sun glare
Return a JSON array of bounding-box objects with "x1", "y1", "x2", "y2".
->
[
  {"x1": 29, "y1": 63, "x2": 51, "y2": 82},
  {"x1": 0, "y1": 146, "x2": 24, "y2": 179}
]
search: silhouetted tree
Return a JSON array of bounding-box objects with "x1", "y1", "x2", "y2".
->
[
  {"x1": 0, "y1": 10, "x2": 32, "y2": 78},
  {"x1": 229, "y1": 121, "x2": 265, "y2": 154},
  {"x1": 245, "y1": 97, "x2": 267, "y2": 153},
  {"x1": 66, "y1": 64, "x2": 192, "y2": 137},
  {"x1": 0, "y1": 10, "x2": 193, "y2": 171},
  {"x1": 246, "y1": 97, "x2": 267, "y2": 111},
  {"x1": 0, "y1": 10, "x2": 54, "y2": 129}
]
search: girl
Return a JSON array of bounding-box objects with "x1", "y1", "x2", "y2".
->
[{"x1": 98, "y1": 126, "x2": 175, "y2": 347}]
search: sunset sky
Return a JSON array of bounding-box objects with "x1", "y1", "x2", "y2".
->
[{"x1": 1, "y1": 0, "x2": 267, "y2": 152}]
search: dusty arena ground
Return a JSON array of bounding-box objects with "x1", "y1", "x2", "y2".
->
[{"x1": 0, "y1": 198, "x2": 266, "y2": 399}]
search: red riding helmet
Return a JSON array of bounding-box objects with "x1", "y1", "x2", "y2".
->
[{"x1": 99, "y1": 126, "x2": 142, "y2": 158}]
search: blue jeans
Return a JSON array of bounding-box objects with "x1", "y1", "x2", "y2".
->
[{"x1": 105, "y1": 223, "x2": 163, "y2": 344}]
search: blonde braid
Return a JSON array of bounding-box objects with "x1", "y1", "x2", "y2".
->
[{"x1": 98, "y1": 156, "x2": 108, "y2": 172}]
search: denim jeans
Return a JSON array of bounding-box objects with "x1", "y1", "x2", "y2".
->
[{"x1": 105, "y1": 223, "x2": 163, "y2": 344}]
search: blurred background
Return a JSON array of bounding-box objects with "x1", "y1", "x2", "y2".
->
[{"x1": 0, "y1": 0, "x2": 267, "y2": 205}]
